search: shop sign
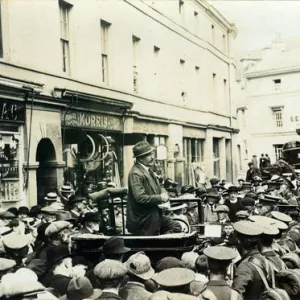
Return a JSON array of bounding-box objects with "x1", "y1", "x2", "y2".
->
[
  {"x1": 133, "y1": 120, "x2": 168, "y2": 135},
  {"x1": 0, "y1": 100, "x2": 25, "y2": 122},
  {"x1": 62, "y1": 111, "x2": 123, "y2": 131},
  {"x1": 183, "y1": 127, "x2": 205, "y2": 138},
  {"x1": 156, "y1": 145, "x2": 167, "y2": 160}
]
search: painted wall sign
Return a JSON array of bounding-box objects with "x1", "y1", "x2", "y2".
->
[
  {"x1": 62, "y1": 111, "x2": 123, "y2": 131},
  {"x1": 0, "y1": 101, "x2": 25, "y2": 122}
]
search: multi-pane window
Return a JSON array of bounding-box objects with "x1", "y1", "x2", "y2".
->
[
  {"x1": 59, "y1": 1, "x2": 71, "y2": 73},
  {"x1": 272, "y1": 107, "x2": 283, "y2": 127},
  {"x1": 183, "y1": 138, "x2": 204, "y2": 163},
  {"x1": 274, "y1": 144, "x2": 283, "y2": 160},
  {"x1": 101, "y1": 20, "x2": 110, "y2": 84}
]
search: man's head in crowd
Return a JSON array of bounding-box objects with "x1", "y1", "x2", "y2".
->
[
  {"x1": 133, "y1": 141, "x2": 155, "y2": 168},
  {"x1": 47, "y1": 245, "x2": 73, "y2": 277},
  {"x1": 101, "y1": 237, "x2": 130, "y2": 262},
  {"x1": 45, "y1": 221, "x2": 72, "y2": 246},
  {"x1": 228, "y1": 186, "x2": 238, "y2": 202},
  {"x1": 215, "y1": 205, "x2": 229, "y2": 222},
  {"x1": 224, "y1": 223, "x2": 234, "y2": 236},
  {"x1": 237, "y1": 179, "x2": 245, "y2": 187},
  {"x1": 60, "y1": 185, "x2": 74, "y2": 200},
  {"x1": 241, "y1": 182, "x2": 251, "y2": 194},
  {"x1": 30, "y1": 205, "x2": 43, "y2": 220},
  {"x1": 0, "y1": 211, "x2": 15, "y2": 227},
  {"x1": 69, "y1": 196, "x2": 87, "y2": 213},
  {"x1": 248, "y1": 162, "x2": 254, "y2": 169},
  {"x1": 210, "y1": 177, "x2": 219, "y2": 188},
  {"x1": 205, "y1": 188, "x2": 219, "y2": 206},
  {"x1": 41, "y1": 207, "x2": 57, "y2": 223},
  {"x1": 82, "y1": 212, "x2": 102, "y2": 233},
  {"x1": 94, "y1": 259, "x2": 128, "y2": 291},
  {"x1": 17, "y1": 207, "x2": 30, "y2": 221}
]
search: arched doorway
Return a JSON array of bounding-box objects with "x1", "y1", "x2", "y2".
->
[{"x1": 36, "y1": 138, "x2": 57, "y2": 205}]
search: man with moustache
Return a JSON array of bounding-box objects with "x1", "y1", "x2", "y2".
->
[{"x1": 126, "y1": 141, "x2": 181, "y2": 236}]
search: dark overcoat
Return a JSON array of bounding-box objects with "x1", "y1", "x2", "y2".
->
[{"x1": 126, "y1": 163, "x2": 163, "y2": 236}]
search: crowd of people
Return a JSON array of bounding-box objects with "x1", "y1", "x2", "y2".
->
[{"x1": 1, "y1": 141, "x2": 300, "y2": 299}]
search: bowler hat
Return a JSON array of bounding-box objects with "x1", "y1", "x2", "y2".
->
[
  {"x1": 204, "y1": 188, "x2": 220, "y2": 199},
  {"x1": 47, "y1": 245, "x2": 72, "y2": 268},
  {"x1": 44, "y1": 192, "x2": 58, "y2": 202},
  {"x1": 133, "y1": 141, "x2": 154, "y2": 158},
  {"x1": 63, "y1": 277, "x2": 102, "y2": 300},
  {"x1": 227, "y1": 186, "x2": 239, "y2": 193},
  {"x1": 126, "y1": 251, "x2": 155, "y2": 280},
  {"x1": 18, "y1": 206, "x2": 29, "y2": 215},
  {"x1": 30, "y1": 205, "x2": 42, "y2": 217},
  {"x1": 7, "y1": 207, "x2": 18, "y2": 216},
  {"x1": 83, "y1": 212, "x2": 102, "y2": 223},
  {"x1": 100, "y1": 237, "x2": 130, "y2": 254}
]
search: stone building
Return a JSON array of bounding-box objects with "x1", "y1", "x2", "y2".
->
[
  {"x1": 237, "y1": 37, "x2": 300, "y2": 173},
  {"x1": 0, "y1": 0, "x2": 239, "y2": 207}
]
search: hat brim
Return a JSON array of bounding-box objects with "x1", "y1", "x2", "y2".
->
[
  {"x1": 44, "y1": 198, "x2": 58, "y2": 201},
  {"x1": 133, "y1": 147, "x2": 155, "y2": 158},
  {"x1": 204, "y1": 194, "x2": 220, "y2": 198},
  {"x1": 128, "y1": 267, "x2": 155, "y2": 281}
]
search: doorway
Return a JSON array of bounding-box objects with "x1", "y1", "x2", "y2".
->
[{"x1": 36, "y1": 138, "x2": 57, "y2": 205}]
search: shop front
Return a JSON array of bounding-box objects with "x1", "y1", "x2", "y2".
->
[
  {"x1": 0, "y1": 99, "x2": 25, "y2": 208},
  {"x1": 61, "y1": 109, "x2": 126, "y2": 194}
]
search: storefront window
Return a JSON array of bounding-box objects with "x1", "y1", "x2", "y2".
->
[{"x1": 0, "y1": 133, "x2": 21, "y2": 202}]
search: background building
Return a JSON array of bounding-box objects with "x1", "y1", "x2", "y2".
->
[
  {"x1": 236, "y1": 36, "x2": 300, "y2": 173},
  {"x1": 0, "y1": 0, "x2": 239, "y2": 208}
]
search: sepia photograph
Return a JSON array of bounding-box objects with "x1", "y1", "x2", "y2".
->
[{"x1": 0, "y1": 0, "x2": 300, "y2": 299}]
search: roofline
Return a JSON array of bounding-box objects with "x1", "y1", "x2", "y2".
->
[{"x1": 246, "y1": 65, "x2": 300, "y2": 79}]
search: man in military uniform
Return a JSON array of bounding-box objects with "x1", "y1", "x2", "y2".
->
[
  {"x1": 232, "y1": 220, "x2": 270, "y2": 300},
  {"x1": 200, "y1": 246, "x2": 242, "y2": 300},
  {"x1": 127, "y1": 141, "x2": 181, "y2": 236}
]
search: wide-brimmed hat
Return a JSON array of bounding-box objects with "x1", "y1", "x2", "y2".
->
[
  {"x1": 62, "y1": 277, "x2": 102, "y2": 300},
  {"x1": 100, "y1": 237, "x2": 130, "y2": 254},
  {"x1": 126, "y1": 251, "x2": 155, "y2": 280},
  {"x1": 204, "y1": 246, "x2": 237, "y2": 261},
  {"x1": 233, "y1": 220, "x2": 263, "y2": 236},
  {"x1": 40, "y1": 206, "x2": 58, "y2": 215},
  {"x1": 0, "y1": 211, "x2": 16, "y2": 220},
  {"x1": 30, "y1": 205, "x2": 42, "y2": 217},
  {"x1": 204, "y1": 188, "x2": 220, "y2": 199},
  {"x1": 133, "y1": 141, "x2": 154, "y2": 158},
  {"x1": 44, "y1": 192, "x2": 58, "y2": 202},
  {"x1": 180, "y1": 185, "x2": 196, "y2": 195},
  {"x1": 167, "y1": 203, "x2": 187, "y2": 212},
  {"x1": 60, "y1": 185, "x2": 74, "y2": 194},
  {"x1": 2, "y1": 233, "x2": 32, "y2": 250},
  {"x1": 0, "y1": 258, "x2": 16, "y2": 272},
  {"x1": 227, "y1": 186, "x2": 239, "y2": 193},
  {"x1": 270, "y1": 211, "x2": 292, "y2": 224}
]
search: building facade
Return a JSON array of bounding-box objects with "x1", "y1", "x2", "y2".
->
[
  {"x1": 0, "y1": 0, "x2": 239, "y2": 208},
  {"x1": 236, "y1": 37, "x2": 300, "y2": 173}
]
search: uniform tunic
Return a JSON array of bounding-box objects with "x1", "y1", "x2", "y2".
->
[{"x1": 202, "y1": 280, "x2": 243, "y2": 300}]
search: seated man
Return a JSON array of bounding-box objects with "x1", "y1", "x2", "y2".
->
[{"x1": 126, "y1": 141, "x2": 181, "y2": 236}]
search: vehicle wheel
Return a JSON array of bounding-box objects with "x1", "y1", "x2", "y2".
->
[{"x1": 172, "y1": 218, "x2": 191, "y2": 234}]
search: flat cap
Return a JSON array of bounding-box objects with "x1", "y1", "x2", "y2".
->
[
  {"x1": 126, "y1": 252, "x2": 155, "y2": 280},
  {"x1": 181, "y1": 252, "x2": 199, "y2": 270},
  {"x1": 2, "y1": 233, "x2": 31, "y2": 249},
  {"x1": 0, "y1": 258, "x2": 16, "y2": 271},
  {"x1": 0, "y1": 211, "x2": 15, "y2": 219},
  {"x1": 94, "y1": 259, "x2": 127, "y2": 280},
  {"x1": 214, "y1": 205, "x2": 229, "y2": 213},
  {"x1": 233, "y1": 220, "x2": 263, "y2": 236},
  {"x1": 45, "y1": 221, "x2": 71, "y2": 237},
  {"x1": 204, "y1": 246, "x2": 237, "y2": 261},
  {"x1": 271, "y1": 211, "x2": 292, "y2": 224},
  {"x1": 153, "y1": 268, "x2": 195, "y2": 287},
  {"x1": 156, "y1": 257, "x2": 186, "y2": 272},
  {"x1": 236, "y1": 210, "x2": 249, "y2": 218},
  {"x1": 41, "y1": 206, "x2": 58, "y2": 215}
]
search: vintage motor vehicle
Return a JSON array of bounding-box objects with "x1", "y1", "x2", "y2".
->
[{"x1": 71, "y1": 188, "x2": 200, "y2": 264}]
